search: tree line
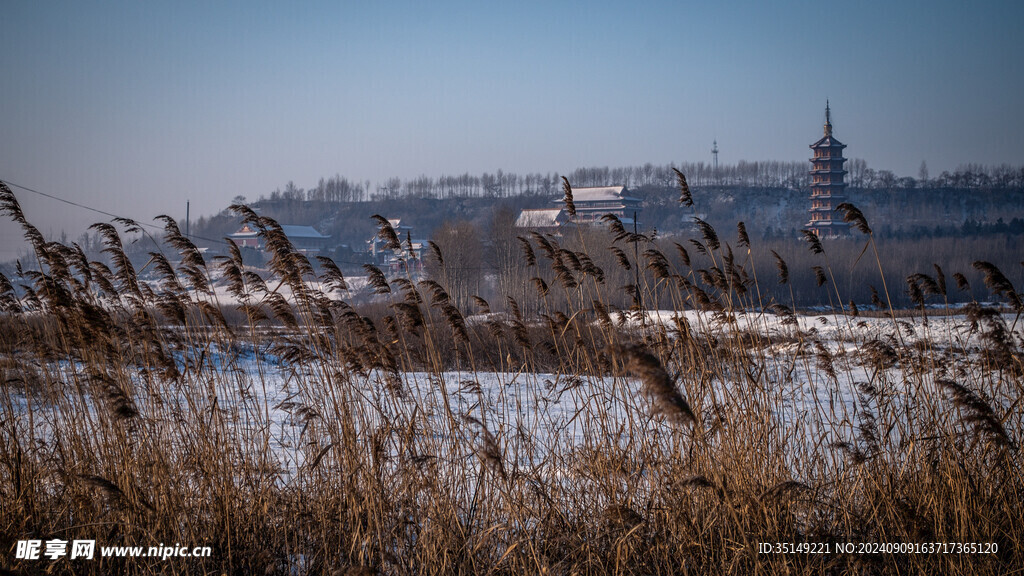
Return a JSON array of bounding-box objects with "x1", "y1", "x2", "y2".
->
[{"x1": 254, "y1": 161, "x2": 1024, "y2": 206}]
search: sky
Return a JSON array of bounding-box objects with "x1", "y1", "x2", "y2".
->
[{"x1": 2, "y1": 0, "x2": 1022, "y2": 260}]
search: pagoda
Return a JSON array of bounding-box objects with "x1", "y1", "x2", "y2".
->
[{"x1": 805, "y1": 102, "x2": 850, "y2": 237}]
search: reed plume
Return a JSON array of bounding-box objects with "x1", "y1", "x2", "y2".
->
[
  {"x1": 316, "y1": 255, "x2": 349, "y2": 293},
  {"x1": 801, "y1": 229, "x2": 824, "y2": 254},
  {"x1": 937, "y1": 379, "x2": 1013, "y2": 449},
  {"x1": 771, "y1": 250, "x2": 789, "y2": 285},
  {"x1": 371, "y1": 214, "x2": 402, "y2": 250},
  {"x1": 427, "y1": 240, "x2": 444, "y2": 266},
  {"x1": 608, "y1": 344, "x2": 695, "y2": 427},
  {"x1": 736, "y1": 221, "x2": 750, "y2": 248},
  {"x1": 561, "y1": 176, "x2": 576, "y2": 218},
  {"x1": 516, "y1": 236, "x2": 536, "y2": 266},
  {"x1": 693, "y1": 218, "x2": 720, "y2": 251},
  {"x1": 363, "y1": 264, "x2": 391, "y2": 294},
  {"x1": 673, "y1": 168, "x2": 693, "y2": 207},
  {"x1": 973, "y1": 261, "x2": 1022, "y2": 310},
  {"x1": 834, "y1": 202, "x2": 872, "y2": 235}
]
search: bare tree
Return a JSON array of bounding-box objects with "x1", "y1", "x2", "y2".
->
[
  {"x1": 488, "y1": 205, "x2": 527, "y2": 306},
  {"x1": 426, "y1": 220, "x2": 484, "y2": 309}
]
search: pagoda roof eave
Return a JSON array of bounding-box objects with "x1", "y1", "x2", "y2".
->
[{"x1": 809, "y1": 135, "x2": 846, "y2": 148}]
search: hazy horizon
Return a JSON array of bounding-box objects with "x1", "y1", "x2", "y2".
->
[{"x1": 2, "y1": 0, "x2": 1022, "y2": 261}]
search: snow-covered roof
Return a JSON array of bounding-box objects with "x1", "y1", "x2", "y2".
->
[
  {"x1": 377, "y1": 218, "x2": 412, "y2": 232},
  {"x1": 557, "y1": 186, "x2": 640, "y2": 204},
  {"x1": 810, "y1": 135, "x2": 846, "y2": 149},
  {"x1": 229, "y1": 224, "x2": 330, "y2": 240},
  {"x1": 279, "y1": 225, "x2": 330, "y2": 239},
  {"x1": 228, "y1": 224, "x2": 259, "y2": 239},
  {"x1": 515, "y1": 208, "x2": 564, "y2": 228}
]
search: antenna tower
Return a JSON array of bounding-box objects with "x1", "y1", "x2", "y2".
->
[{"x1": 712, "y1": 140, "x2": 719, "y2": 182}]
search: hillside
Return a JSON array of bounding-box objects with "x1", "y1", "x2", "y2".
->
[{"x1": 192, "y1": 183, "x2": 1024, "y2": 253}]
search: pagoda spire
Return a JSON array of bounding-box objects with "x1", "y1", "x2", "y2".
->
[{"x1": 824, "y1": 100, "x2": 832, "y2": 137}]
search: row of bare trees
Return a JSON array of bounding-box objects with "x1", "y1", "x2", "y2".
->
[{"x1": 256, "y1": 160, "x2": 1024, "y2": 207}]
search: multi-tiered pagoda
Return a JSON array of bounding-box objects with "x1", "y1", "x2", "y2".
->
[{"x1": 805, "y1": 102, "x2": 850, "y2": 237}]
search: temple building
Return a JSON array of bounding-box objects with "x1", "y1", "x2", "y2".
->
[
  {"x1": 228, "y1": 224, "x2": 331, "y2": 254},
  {"x1": 515, "y1": 185, "x2": 641, "y2": 233},
  {"x1": 805, "y1": 102, "x2": 850, "y2": 237},
  {"x1": 558, "y1": 186, "x2": 641, "y2": 224}
]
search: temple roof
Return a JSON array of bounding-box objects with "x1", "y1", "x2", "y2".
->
[
  {"x1": 279, "y1": 225, "x2": 330, "y2": 239},
  {"x1": 810, "y1": 134, "x2": 846, "y2": 149},
  {"x1": 228, "y1": 224, "x2": 259, "y2": 239},
  {"x1": 516, "y1": 208, "x2": 565, "y2": 228},
  {"x1": 804, "y1": 221, "x2": 852, "y2": 227},
  {"x1": 555, "y1": 186, "x2": 640, "y2": 204},
  {"x1": 229, "y1": 224, "x2": 331, "y2": 243}
]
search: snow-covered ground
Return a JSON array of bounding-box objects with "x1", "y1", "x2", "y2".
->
[
  {"x1": 609, "y1": 307, "x2": 1015, "y2": 349},
  {"x1": 4, "y1": 307, "x2": 1018, "y2": 483}
]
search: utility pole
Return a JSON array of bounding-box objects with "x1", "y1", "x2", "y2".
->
[
  {"x1": 633, "y1": 210, "x2": 641, "y2": 310},
  {"x1": 186, "y1": 201, "x2": 190, "y2": 239}
]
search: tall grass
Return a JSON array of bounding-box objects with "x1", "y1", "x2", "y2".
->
[{"x1": 1, "y1": 179, "x2": 1021, "y2": 575}]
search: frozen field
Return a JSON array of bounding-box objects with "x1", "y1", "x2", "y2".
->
[{"x1": 8, "y1": 306, "x2": 1014, "y2": 486}]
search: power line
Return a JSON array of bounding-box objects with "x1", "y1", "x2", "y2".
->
[
  {"x1": 0, "y1": 177, "x2": 228, "y2": 246},
  {"x1": 0, "y1": 177, "x2": 501, "y2": 272}
]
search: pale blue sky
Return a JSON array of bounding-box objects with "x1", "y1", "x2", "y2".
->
[{"x1": 2, "y1": 0, "x2": 1022, "y2": 257}]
